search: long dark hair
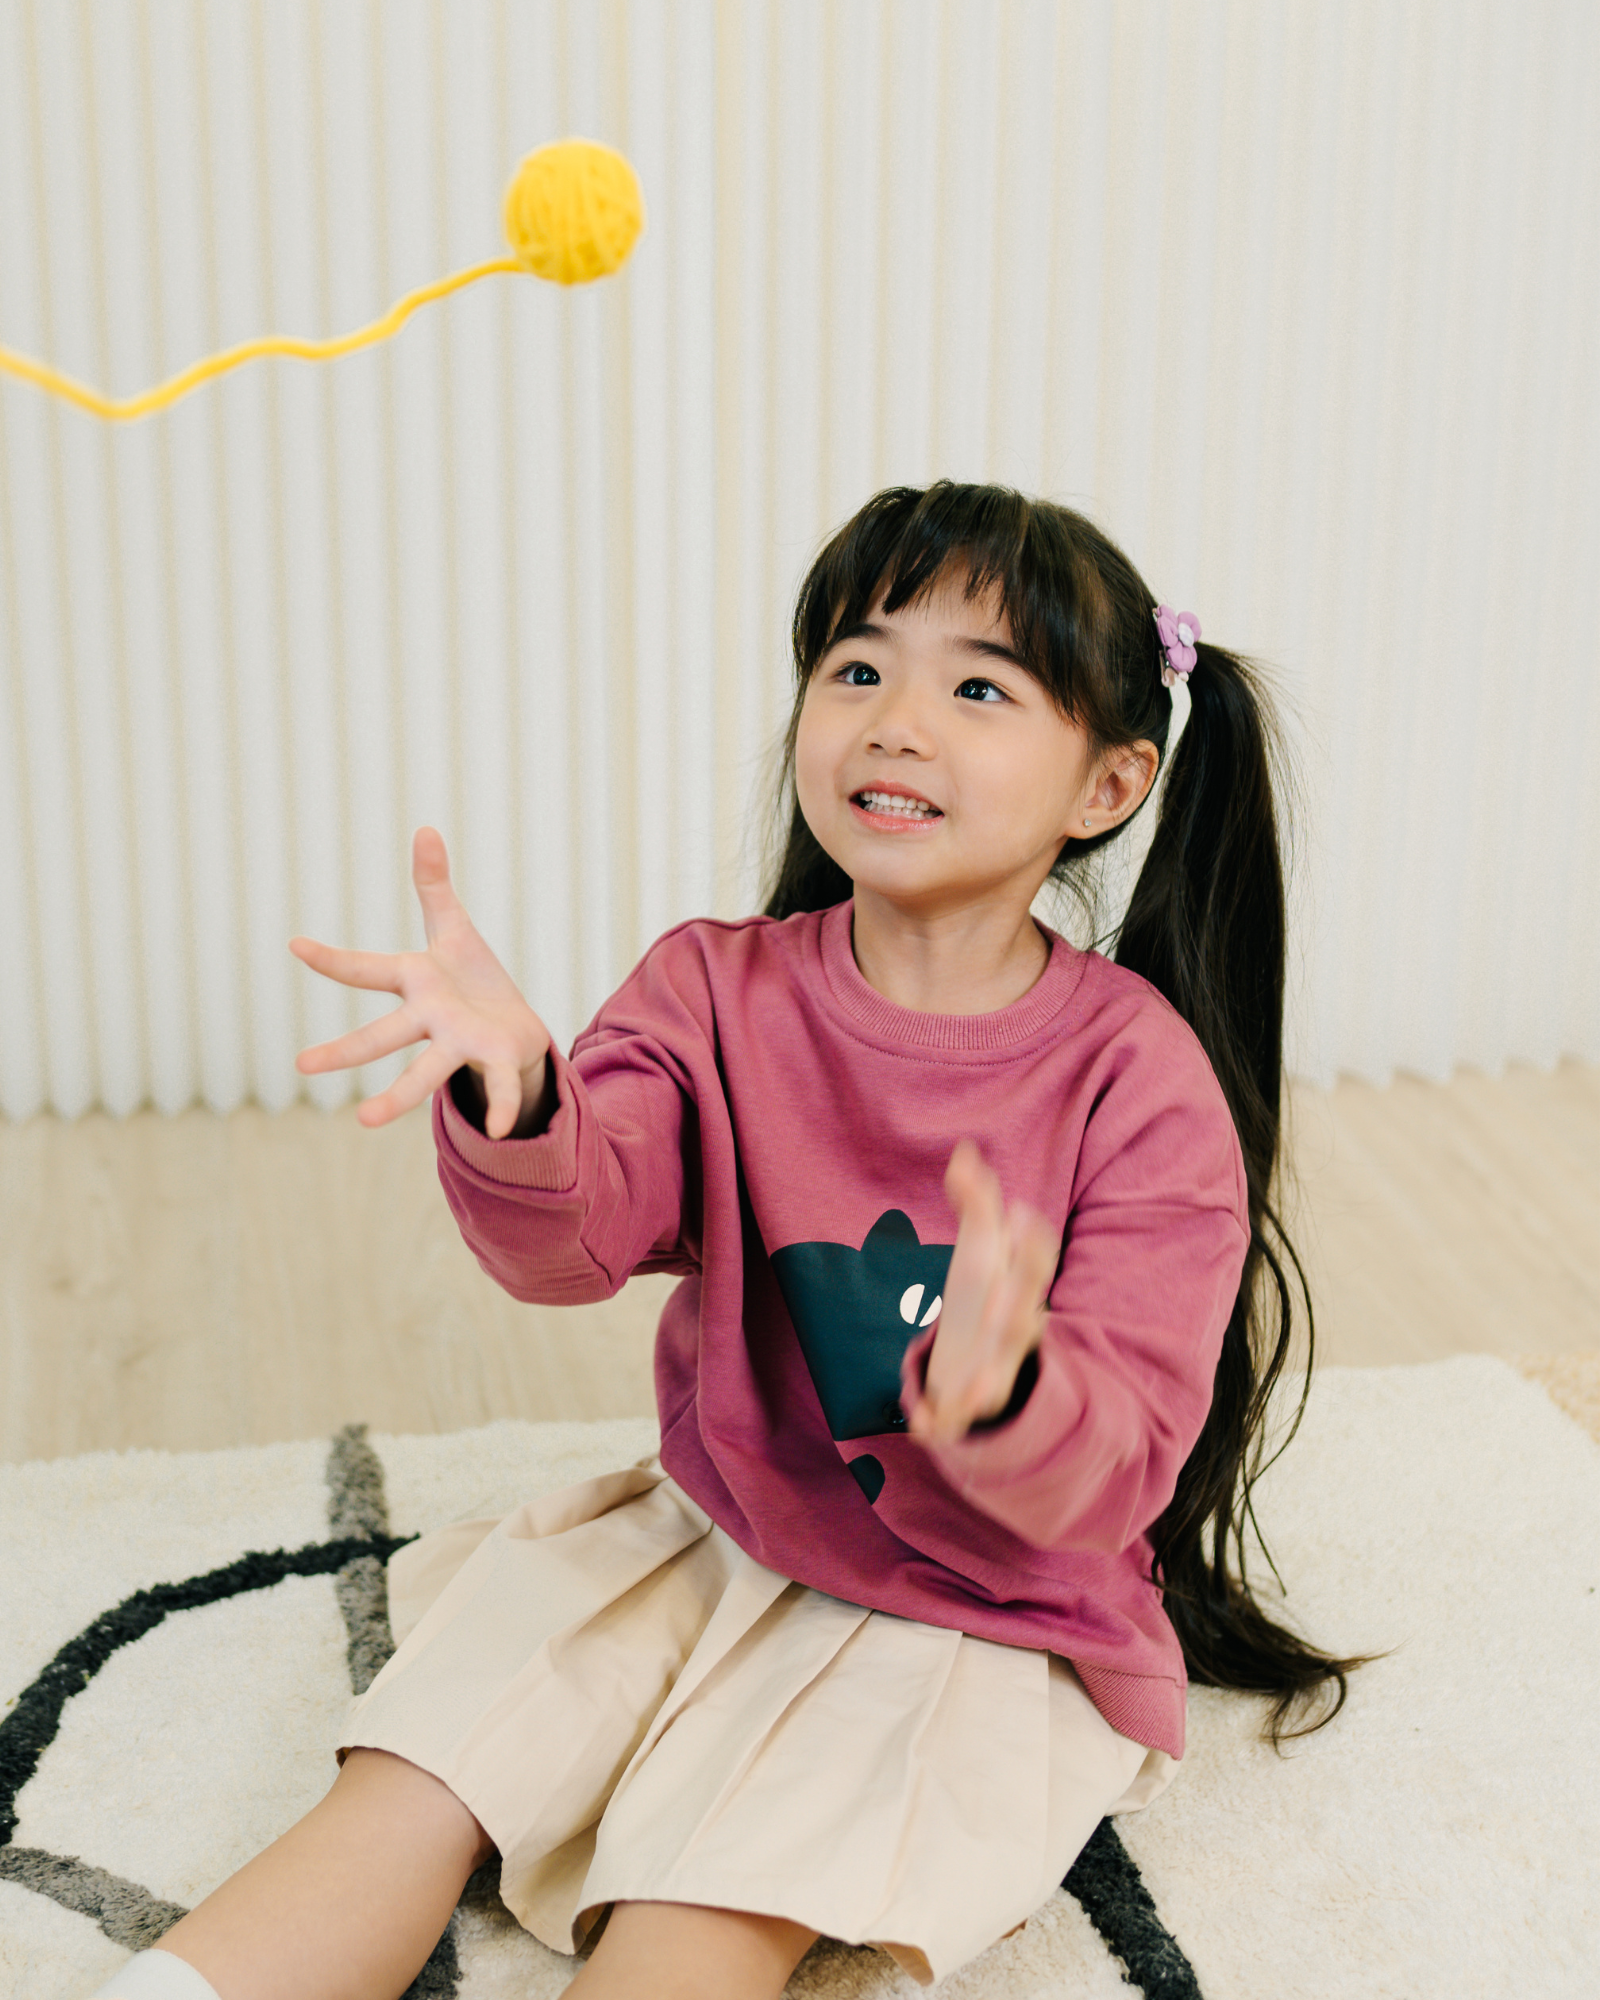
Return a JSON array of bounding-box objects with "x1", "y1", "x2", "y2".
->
[{"x1": 764, "y1": 481, "x2": 1366, "y2": 1742}]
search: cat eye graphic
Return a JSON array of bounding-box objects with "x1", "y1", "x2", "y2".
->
[{"x1": 899, "y1": 1283, "x2": 943, "y2": 1327}]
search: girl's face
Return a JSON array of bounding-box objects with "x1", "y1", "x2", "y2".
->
[{"x1": 795, "y1": 571, "x2": 1113, "y2": 921}]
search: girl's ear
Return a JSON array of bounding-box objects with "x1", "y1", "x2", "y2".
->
[{"x1": 1085, "y1": 741, "x2": 1160, "y2": 829}]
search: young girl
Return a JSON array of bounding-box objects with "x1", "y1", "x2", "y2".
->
[{"x1": 96, "y1": 481, "x2": 1357, "y2": 2000}]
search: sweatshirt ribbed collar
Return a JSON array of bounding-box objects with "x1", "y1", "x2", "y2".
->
[{"x1": 816, "y1": 901, "x2": 1088, "y2": 1054}]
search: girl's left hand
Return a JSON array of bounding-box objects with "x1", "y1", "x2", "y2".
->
[{"x1": 909, "y1": 1141, "x2": 1061, "y2": 1445}]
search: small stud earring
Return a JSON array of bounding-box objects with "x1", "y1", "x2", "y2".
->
[{"x1": 1083, "y1": 818, "x2": 1092, "y2": 829}]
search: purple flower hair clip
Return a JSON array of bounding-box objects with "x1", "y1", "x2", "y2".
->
[{"x1": 1154, "y1": 605, "x2": 1201, "y2": 687}]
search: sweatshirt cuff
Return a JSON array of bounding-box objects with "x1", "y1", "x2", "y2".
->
[
  {"x1": 899, "y1": 1325, "x2": 1082, "y2": 1491},
  {"x1": 434, "y1": 1050, "x2": 580, "y2": 1192}
]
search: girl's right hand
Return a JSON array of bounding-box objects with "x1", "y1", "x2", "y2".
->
[{"x1": 290, "y1": 826, "x2": 553, "y2": 1139}]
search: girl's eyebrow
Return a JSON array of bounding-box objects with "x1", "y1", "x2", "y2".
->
[
  {"x1": 827, "y1": 618, "x2": 890, "y2": 649},
  {"x1": 952, "y1": 633, "x2": 1026, "y2": 668},
  {"x1": 827, "y1": 619, "x2": 1024, "y2": 668}
]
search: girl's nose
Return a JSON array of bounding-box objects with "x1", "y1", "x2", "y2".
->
[{"x1": 866, "y1": 689, "x2": 936, "y2": 756}]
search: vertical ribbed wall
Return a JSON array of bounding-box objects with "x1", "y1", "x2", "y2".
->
[{"x1": 1, "y1": 0, "x2": 1596, "y2": 1117}]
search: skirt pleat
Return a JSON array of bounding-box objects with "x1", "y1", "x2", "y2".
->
[{"x1": 339, "y1": 1459, "x2": 1173, "y2": 1985}]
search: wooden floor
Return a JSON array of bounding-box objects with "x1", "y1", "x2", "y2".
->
[{"x1": 3, "y1": 1063, "x2": 1598, "y2": 1464}]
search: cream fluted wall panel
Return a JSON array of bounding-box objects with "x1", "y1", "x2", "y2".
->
[{"x1": 0, "y1": 0, "x2": 1595, "y2": 1120}]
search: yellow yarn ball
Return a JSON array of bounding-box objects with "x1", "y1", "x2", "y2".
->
[{"x1": 503, "y1": 138, "x2": 645, "y2": 286}]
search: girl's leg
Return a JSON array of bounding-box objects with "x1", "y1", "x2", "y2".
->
[
  {"x1": 567, "y1": 1902, "x2": 819, "y2": 2000},
  {"x1": 148, "y1": 1748, "x2": 494, "y2": 2000}
]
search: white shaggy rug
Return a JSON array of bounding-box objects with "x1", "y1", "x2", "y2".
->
[{"x1": 2, "y1": 1357, "x2": 1597, "y2": 2000}]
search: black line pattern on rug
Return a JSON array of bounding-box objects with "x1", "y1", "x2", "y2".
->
[
  {"x1": 0, "y1": 1848, "x2": 187, "y2": 1948},
  {"x1": 1062, "y1": 1817, "x2": 1204, "y2": 1998},
  {"x1": 323, "y1": 1425, "x2": 464, "y2": 2000},
  {"x1": 0, "y1": 1531, "x2": 415, "y2": 1851},
  {"x1": 0, "y1": 1433, "x2": 416, "y2": 1971},
  {"x1": 326, "y1": 1422, "x2": 400, "y2": 1695}
]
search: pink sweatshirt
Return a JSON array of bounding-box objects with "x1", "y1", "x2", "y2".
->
[{"x1": 433, "y1": 902, "x2": 1249, "y2": 1758}]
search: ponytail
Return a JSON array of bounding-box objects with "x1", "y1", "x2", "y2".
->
[{"x1": 1120, "y1": 645, "x2": 1369, "y2": 1740}]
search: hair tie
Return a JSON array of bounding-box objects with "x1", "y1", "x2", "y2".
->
[{"x1": 1154, "y1": 606, "x2": 1201, "y2": 687}]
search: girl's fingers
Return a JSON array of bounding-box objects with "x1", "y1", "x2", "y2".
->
[
  {"x1": 354, "y1": 1040, "x2": 459, "y2": 1128},
  {"x1": 1014, "y1": 1205, "x2": 1061, "y2": 1303},
  {"x1": 944, "y1": 1139, "x2": 1004, "y2": 1231},
  {"x1": 411, "y1": 826, "x2": 467, "y2": 945},
  {"x1": 965, "y1": 1277, "x2": 1042, "y2": 1417},
  {"x1": 918, "y1": 1180, "x2": 1060, "y2": 1440},
  {"x1": 289, "y1": 934, "x2": 407, "y2": 995},
  {"x1": 481, "y1": 1059, "x2": 527, "y2": 1141},
  {"x1": 939, "y1": 1142, "x2": 1004, "y2": 1312},
  {"x1": 295, "y1": 1005, "x2": 421, "y2": 1077},
  {"x1": 971, "y1": 1205, "x2": 1054, "y2": 1339},
  {"x1": 969, "y1": 1210, "x2": 1055, "y2": 1400}
]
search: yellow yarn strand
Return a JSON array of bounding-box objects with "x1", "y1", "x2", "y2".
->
[
  {"x1": 0, "y1": 256, "x2": 521, "y2": 422},
  {"x1": 0, "y1": 137, "x2": 644, "y2": 424}
]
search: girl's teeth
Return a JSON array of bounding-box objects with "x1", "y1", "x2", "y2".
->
[{"x1": 859, "y1": 791, "x2": 938, "y2": 817}]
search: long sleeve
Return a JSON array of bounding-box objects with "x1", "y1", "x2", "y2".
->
[
  {"x1": 433, "y1": 975, "x2": 707, "y2": 1304},
  {"x1": 898, "y1": 1061, "x2": 1249, "y2": 1556}
]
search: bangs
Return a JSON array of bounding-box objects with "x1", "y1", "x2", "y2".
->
[{"x1": 790, "y1": 481, "x2": 1116, "y2": 715}]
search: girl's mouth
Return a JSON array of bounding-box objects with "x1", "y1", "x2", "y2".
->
[{"x1": 850, "y1": 788, "x2": 944, "y2": 832}]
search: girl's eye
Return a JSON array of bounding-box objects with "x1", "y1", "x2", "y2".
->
[
  {"x1": 837, "y1": 661, "x2": 880, "y2": 687},
  {"x1": 956, "y1": 677, "x2": 1006, "y2": 702}
]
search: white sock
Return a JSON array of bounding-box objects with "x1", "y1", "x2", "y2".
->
[{"x1": 84, "y1": 1948, "x2": 224, "y2": 2000}]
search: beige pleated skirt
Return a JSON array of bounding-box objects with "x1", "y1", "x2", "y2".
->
[{"x1": 337, "y1": 1458, "x2": 1176, "y2": 1985}]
